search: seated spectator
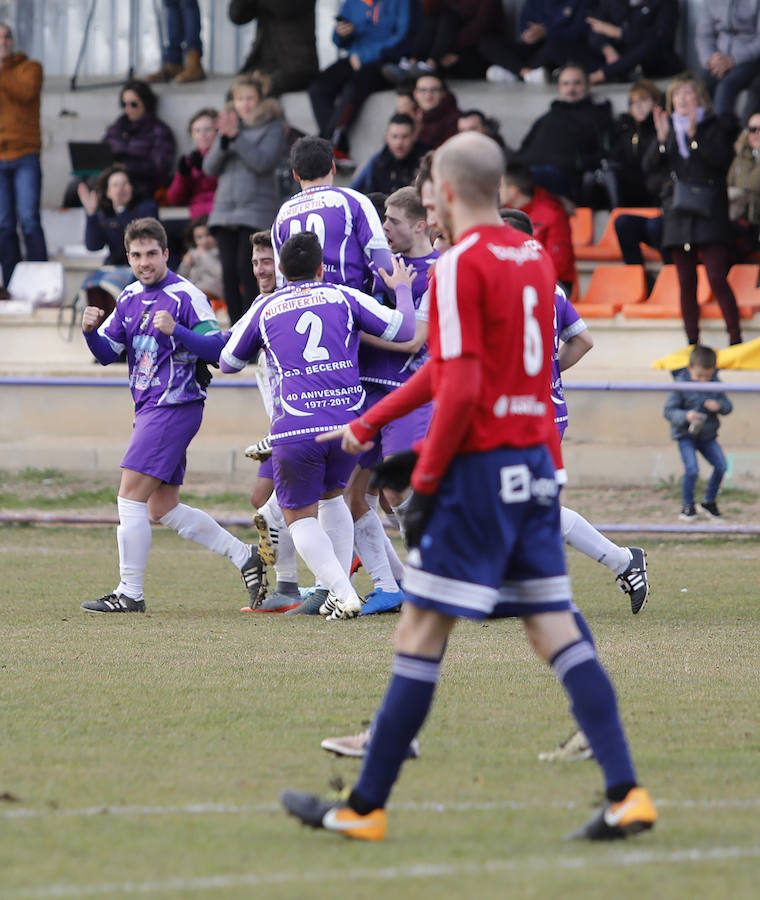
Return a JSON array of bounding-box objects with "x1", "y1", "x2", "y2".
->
[
  {"x1": 351, "y1": 113, "x2": 429, "y2": 196},
  {"x1": 518, "y1": 63, "x2": 613, "y2": 203},
  {"x1": 697, "y1": 1, "x2": 760, "y2": 120},
  {"x1": 727, "y1": 111, "x2": 760, "y2": 256},
  {"x1": 308, "y1": 0, "x2": 419, "y2": 163},
  {"x1": 610, "y1": 80, "x2": 667, "y2": 207},
  {"x1": 203, "y1": 73, "x2": 288, "y2": 323},
  {"x1": 394, "y1": 88, "x2": 423, "y2": 138},
  {"x1": 585, "y1": 0, "x2": 682, "y2": 84},
  {"x1": 480, "y1": 0, "x2": 596, "y2": 84},
  {"x1": 499, "y1": 162, "x2": 576, "y2": 293},
  {"x1": 414, "y1": 73, "x2": 461, "y2": 149},
  {"x1": 75, "y1": 164, "x2": 158, "y2": 317},
  {"x1": 457, "y1": 108, "x2": 512, "y2": 157},
  {"x1": 228, "y1": 0, "x2": 319, "y2": 95},
  {"x1": 177, "y1": 215, "x2": 223, "y2": 303},
  {"x1": 102, "y1": 80, "x2": 176, "y2": 201}
]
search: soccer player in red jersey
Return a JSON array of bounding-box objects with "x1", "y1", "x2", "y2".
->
[{"x1": 281, "y1": 132, "x2": 657, "y2": 842}]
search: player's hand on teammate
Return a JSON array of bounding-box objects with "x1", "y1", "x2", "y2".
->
[
  {"x1": 404, "y1": 490, "x2": 436, "y2": 549},
  {"x1": 81, "y1": 305, "x2": 105, "y2": 333},
  {"x1": 153, "y1": 310, "x2": 177, "y2": 335},
  {"x1": 378, "y1": 256, "x2": 415, "y2": 292},
  {"x1": 316, "y1": 423, "x2": 375, "y2": 454},
  {"x1": 369, "y1": 450, "x2": 418, "y2": 492}
]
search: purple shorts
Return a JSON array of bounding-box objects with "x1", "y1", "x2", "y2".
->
[
  {"x1": 258, "y1": 457, "x2": 274, "y2": 480},
  {"x1": 121, "y1": 401, "x2": 203, "y2": 485},
  {"x1": 358, "y1": 384, "x2": 433, "y2": 469},
  {"x1": 272, "y1": 438, "x2": 356, "y2": 509}
]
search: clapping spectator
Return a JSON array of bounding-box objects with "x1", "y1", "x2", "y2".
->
[
  {"x1": 203, "y1": 74, "x2": 288, "y2": 323},
  {"x1": 351, "y1": 113, "x2": 429, "y2": 196},
  {"x1": 102, "y1": 80, "x2": 176, "y2": 201},
  {"x1": 414, "y1": 73, "x2": 461, "y2": 149},
  {"x1": 610, "y1": 80, "x2": 667, "y2": 206}
]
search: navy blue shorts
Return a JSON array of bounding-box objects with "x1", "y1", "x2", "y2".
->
[{"x1": 402, "y1": 445, "x2": 571, "y2": 620}]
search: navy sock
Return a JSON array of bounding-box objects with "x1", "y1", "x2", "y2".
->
[
  {"x1": 551, "y1": 639, "x2": 636, "y2": 794},
  {"x1": 571, "y1": 604, "x2": 595, "y2": 650},
  {"x1": 351, "y1": 652, "x2": 440, "y2": 811}
]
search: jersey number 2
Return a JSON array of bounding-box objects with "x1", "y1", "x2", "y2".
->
[{"x1": 295, "y1": 311, "x2": 329, "y2": 362}]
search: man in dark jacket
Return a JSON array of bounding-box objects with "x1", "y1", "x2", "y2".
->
[
  {"x1": 518, "y1": 63, "x2": 613, "y2": 202},
  {"x1": 228, "y1": 0, "x2": 319, "y2": 95},
  {"x1": 351, "y1": 113, "x2": 428, "y2": 196}
]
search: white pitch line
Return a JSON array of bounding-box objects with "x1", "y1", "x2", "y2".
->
[
  {"x1": 3, "y1": 797, "x2": 760, "y2": 820},
  {"x1": 4, "y1": 845, "x2": 760, "y2": 898}
]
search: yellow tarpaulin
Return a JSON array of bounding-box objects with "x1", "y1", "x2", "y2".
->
[{"x1": 653, "y1": 338, "x2": 760, "y2": 370}]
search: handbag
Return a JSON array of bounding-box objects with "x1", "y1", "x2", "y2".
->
[{"x1": 671, "y1": 179, "x2": 718, "y2": 217}]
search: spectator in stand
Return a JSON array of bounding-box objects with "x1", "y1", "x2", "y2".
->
[
  {"x1": 499, "y1": 163, "x2": 576, "y2": 294},
  {"x1": 203, "y1": 73, "x2": 288, "y2": 324},
  {"x1": 414, "y1": 73, "x2": 461, "y2": 149},
  {"x1": 381, "y1": 0, "x2": 496, "y2": 83},
  {"x1": 480, "y1": 0, "x2": 595, "y2": 84},
  {"x1": 75, "y1": 164, "x2": 158, "y2": 316},
  {"x1": 178, "y1": 216, "x2": 223, "y2": 304},
  {"x1": 644, "y1": 73, "x2": 742, "y2": 346},
  {"x1": 585, "y1": 0, "x2": 682, "y2": 85},
  {"x1": 518, "y1": 63, "x2": 613, "y2": 203},
  {"x1": 308, "y1": 0, "x2": 419, "y2": 164},
  {"x1": 457, "y1": 108, "x2": 512, "y2": 157},
  {"x1": 351, "y1": 113, "x2": 429, "y2": 196},
  {"x1": 0, "y1": 22, "x2": 47, "y2": 295},
  {"x1": 228, "y1": 0, "x2": 319, "y2": 95},
  {"x1": 102, "y1": 80, "x2": 176, "y2": 202},
  {"x1": 394, "y1": 88, "x2": 423, "y2": 139},
  {"x1": 697, "y1": 1, "x2": 760, "y2": 120},
  {"x1": 727, "y1": 111, "x2": 760, "y2": 256},
  {"x1": 147, "y1": 0, "x2": 205, "y2": 84}
]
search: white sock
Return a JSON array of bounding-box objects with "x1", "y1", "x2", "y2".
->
[
  {"x1": 390, "y1": 492, "x2": 412, "y2": 543},
  {"x1": 288, "y1": 517, "x2": 360, "y2": 604},
  {"x1": 318, "y1": 495, "x2": 354, "y2": 575},
  {"x1": 365, "y1": 492, "x2": 379, "y2": 511},
  {"x1": 560, "y1": 506, "x2": 631, "y2": 573},
  {"x1": 116, "y1": 496, "x2": 151, "y2": 599},
  {"x1": 383, "y1": 531, "x2": 405, "y2": 581},
  {"x1": 261, "y1": 495, "x2": 298, "y2": 582},
  {"x1": 160, "y1": 503, "x2": 250, "y2": 569},
  {"x1": 354, "y1": 510, "x2": 398, "y2": 592}
]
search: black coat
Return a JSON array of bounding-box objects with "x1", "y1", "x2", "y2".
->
[
  {"x1": 643, "y1": 113, "x2": 735, "y2": 248},
  {"x1": 610, "y1": 113, "x2": 667, "y2": 206},
  {"x1": 353, "y1": 141, "x2": 429, "y2": 197}
]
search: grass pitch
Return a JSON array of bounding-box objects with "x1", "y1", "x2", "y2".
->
[{"x1": 2, "y1": 522, "x2": 760, "y2": 899}]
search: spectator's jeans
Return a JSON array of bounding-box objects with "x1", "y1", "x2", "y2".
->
[
  {"x1": 701, "y1": 60, "x2": 758, "y2": 117},
  {"x1": 614, "y1": 214, "x2": 670, "y2": 266},
  {"x1": 163, "y1": 0, "x2": 202, "y2": 64},
  {"x1": 0, "y1": 152, "x2": 48, "y2": 286},
  {"x1": 677, "y1": 436, "x2": 727, "y2": 505}
]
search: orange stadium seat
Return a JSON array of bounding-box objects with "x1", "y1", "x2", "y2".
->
[
  {"x1": 700, "y1": 264, "x2": 760, "y2": 320},
  {"x1": 569, "y1": 207, "x2": 593, "y2": 248},
  {"x1": 574, "y1": 264, "x2": 646, "y2": 317},
  {"x1": 622, "y1": 264, "x2": 712, "y2": 318},
  {"x1": 575, "y1": 208, "x2": 662, "y2": 262}
]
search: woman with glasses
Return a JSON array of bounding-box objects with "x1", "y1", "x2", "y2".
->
[{"x1": 727, "y1": 112, "x2": 760, "y2": 256}]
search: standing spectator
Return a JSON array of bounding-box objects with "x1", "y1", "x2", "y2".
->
[
  {"x1": 351, "y1": 113, "x2": 429, "y2": 196},
  {"x1": 204, "y1": 74, "x2": 288, "y2": 323},
  {"x1": 229, "y1": 0, "x2": 319, "y2": 95},
  {"x1": 147, "y1": 0, "x2": 205, "y2": 83},
  {"x1": 645, "y1": 73, "x2": 742, "y2": 346},
  {"x1": 499, "y1": 163, "x2": 576, "y2": 293},
  {"x1": 0, "y1": 22, "x2": 47, "y2": 293},
  {"x1": 727, "y1": 110, "x2": 760, "y2": 254},
  {"x1": 518, "y1": 63, "x2": 614, "y2": 202},
  {"x1": 664, "y1": 345, "x2": 732, "y2": 522},
  {"x1": 697, "y1": 1, "x2": 760, "y2": 120},
  {"x1": 102, "y1": 80, "x2": 176, "y2": 201},
  {"x1": 585, "y1": 0, "x2": 681, "y2": 84},
  {"x1": 308, "y1": 0, "x2": 419, "y2": 163},
  {"x1": 414, "y1": 73, "x2": 461, "y2": 149}
]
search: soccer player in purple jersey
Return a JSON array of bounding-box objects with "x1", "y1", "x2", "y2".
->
[
  {"x1": 220, "y1": 231, "x2": 417, "y2": 620},
  {"x1": 80, "y1": 217, "x2": 265, "y2": 613},
  {"x1": 271, "y1": 136, "x2": 393, "y2": 294}
]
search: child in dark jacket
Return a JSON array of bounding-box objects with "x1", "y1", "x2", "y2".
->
[{"x1": 664, "y1": 345, "x2": 732, "y2": 521}]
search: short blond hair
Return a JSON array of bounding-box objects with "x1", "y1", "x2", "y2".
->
[{"x1": 666, "y1": 72, "x2": 712, "y2": 115}]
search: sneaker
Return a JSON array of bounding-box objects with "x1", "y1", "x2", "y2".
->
[
  {"x1": 240, "y1": 547, "x2": 268, "y2": 610},
  {"x1": 361, "y1": 588, "x2": 403, "y2": 615},
  {"x1": 321, "y1": 725, "x2": 420, "y2": 759},
  {"x1": 538, "y1": 728, "x2": 592, "y2": 762},
  {"x1": 82, "y1": 591, "x2": 145, "y2": 613},
  {"x1": 242, "y1": 591, "x2": 301, "y2": 613},
  {"x1": 679, "y1": 504, "x2": 698, "y2": 521},
  {"x1": 281, "y1": 790, "x2": 387, "y2": 841},
  {"x1": 350, "y1": 555, "x2": 363, "y2": 577},
  {"x1": 698, "y1": 500, "x2": 722, "y2": 519},
  {"x1": 332, "y1": 147, "x2": 356, "y2": 172},
  {"x1": 325, "y1": 595, "x2": 363, "y2": 620},
  {"x1": 616, "y1": 547, "x2": 649, "y2": 615},
  {"x1": 284, "y1": 588, "x2": 328, "y2": 615},
  {"x1": 565, "y1": 786, "x2": 657, "y2": 840},
  {"x1": 407, "y1": 60, "x2": 435, "y2": 79},
  {"x1": 318, "y1": 591, "x2": 340, "y2": 616},
  {"x1": 244, "y1": 434, "x2": 272, "y2": 462},
  {"x1": 252, "y1": 511, "x2": 277, "y2": 566},
  {"x1": 523, "y1": 66, "x2": 548, "y2": 85},
  {"x1": 381, "y1": 57, "x2": 412, "y2": 84},
  {"x1": 486, "y1": 64, "x2": 518, "y2": 84}
]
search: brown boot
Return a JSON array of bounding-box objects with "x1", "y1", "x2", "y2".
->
[
  {"x1": 146, "y1": 62, "x2": 182, "y2": 83},
  {"x1": 174, "y1": 49, "x2": 206, "y2": 83}
]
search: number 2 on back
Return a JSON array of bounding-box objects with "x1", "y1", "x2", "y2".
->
[{"x1": 295, "y1": 311, "x2": 330, "y2": 362}]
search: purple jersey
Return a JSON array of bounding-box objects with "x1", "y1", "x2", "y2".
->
[
  {"x1": 272, "y1": 186, "x2": 389, "y2": 291},
  {"x1": 98, "y1": 271, "x2": 219, "y2": 412},
  {"x1": 359, "y1": 250, "x2": 438, "y2": 389},
  {"x1": 221, "y1": 279, "x2": 407, "y2": 443},
  {"x1": 552, "y1": 284, "x2": 587, "y2": 435}
]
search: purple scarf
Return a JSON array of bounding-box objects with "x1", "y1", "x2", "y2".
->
[{"x1": 672, "y1": 107, "x2": 705, "y2": 159}]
